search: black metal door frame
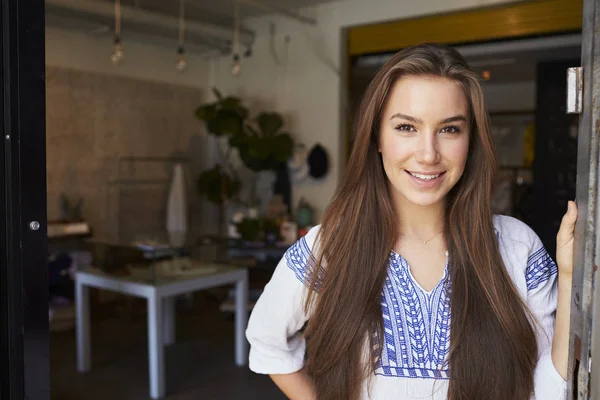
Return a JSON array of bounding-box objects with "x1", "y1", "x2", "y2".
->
[{"x1": 0, "y1": 0, "x2": 49, "y2": 399}]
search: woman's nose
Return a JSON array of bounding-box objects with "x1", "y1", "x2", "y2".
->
[{"x1": 415, "y1": 133, "x2": 440, "y2": 164}]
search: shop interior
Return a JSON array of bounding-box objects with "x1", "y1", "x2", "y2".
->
[{"x1": 43, "y1": 0, "x2": 582, "y2": 399}]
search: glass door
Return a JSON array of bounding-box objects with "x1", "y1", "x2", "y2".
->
[{"x1": 0, "y1": 0, "x2": 49, "y2": 398}]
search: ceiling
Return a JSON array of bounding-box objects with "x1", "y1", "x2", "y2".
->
[
  {"x1": 93, "y1": 0, "x2": 337, "y2": 27},
  {"x1": 465, "y1": 40, "x2": 581, "y2": 83},
  {"x1": 46, "y1": 0, "x2": 340, "y2": 56}
]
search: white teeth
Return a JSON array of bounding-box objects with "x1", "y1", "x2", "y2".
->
[{"x1": 409, "y1": 172, "x2": 441, "y2": 180}]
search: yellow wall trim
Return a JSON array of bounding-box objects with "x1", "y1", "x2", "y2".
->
[{"x1": 348, "y1": 0, "x2": 583, "y2": 56}]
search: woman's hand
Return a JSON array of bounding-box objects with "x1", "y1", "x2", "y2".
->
[
  {"x1": 552, "y1": 200, "x2": 578, "y2": 380},
  {"x1": 556, "y1": 200, "x2": 578, "y2": 276}
]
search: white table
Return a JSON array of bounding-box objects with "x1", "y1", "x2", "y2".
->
[{"x1": 75, "y1": 265, "x2": 249, "y2": 399}]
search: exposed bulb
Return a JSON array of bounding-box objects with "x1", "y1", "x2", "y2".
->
[
  {"x1": 231, "y1": 53, "x2": 241, "y2": 76},
  {"x1": 111, "y1": 42, "x2": 124, "y2": 65},
  {"x1": 176, "y1": 46, "x2": 187, "y2": 71},
  {"x1": 176, "y1": 58, "x2": 187, "y2": 71}
]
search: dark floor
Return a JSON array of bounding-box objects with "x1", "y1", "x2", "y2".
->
[{"x1": 50, "y1": 292, "x2": 286, "y2": 400}]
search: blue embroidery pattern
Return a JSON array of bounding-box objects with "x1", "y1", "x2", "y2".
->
[
  {"x1": 283, "y1": 229, "x2": 555, "y2": 381},
  {"x1": 375, "y1": 252, "x2": 451, "y2": 379},
  {"x1": 525, "y1": 247, "x2": 558, "y2": 291},
  {"x1": 284, "y1": 236, "x2": 323, "y2": 288},
  {"x1": 285, "y1": 242, "x2": 451, "y2": 379},
  {"x1": 284, "y1": 236, "x2": 311, "y2": 284}
]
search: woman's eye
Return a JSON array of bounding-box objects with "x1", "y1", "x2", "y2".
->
[
  {"x1": 440, "y1": 125, "x2": 461, "y2": 134},
  {"x1": 395, "y1": 124, "x2": 416, "y2": 132}
]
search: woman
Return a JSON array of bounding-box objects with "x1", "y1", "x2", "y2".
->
[{"x1": 246, "y1": 43, "x2": 577, "y2": 400}]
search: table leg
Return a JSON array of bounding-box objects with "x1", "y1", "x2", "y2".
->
[
  {"x1": 148, "y1": 292, "x2": 165, "y2": 399},
  {"x1": 164, "y1": 296, "x2": 176, "y2": 346},
  {"x1": 235, "y1": 271, "x2": 249, "y2": 366},
  {"x1": 76, "y1": 279, "x2": 91, "y2": 372}
]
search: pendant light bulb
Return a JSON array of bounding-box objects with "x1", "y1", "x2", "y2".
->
[
  {"x1": 176, "y1": 46, "x2": 187, "y2": 71},
  {"x1": 176, "y1": 58, "x2": 187, "y2": 71},
  {"x1": 231, "y1": 1, "x2": 241, "y2": 76},
  {"x1": 176, "y1": 0, "x2": 187, "y2": 72},
  {"x1": 232, "y1": 54, "x2": 241, "y2": 76},
  {"x1": 111, "y1": 0, "x2": 123, "y2": 65},
  {"x1": 111, "y1": 40, "x2": 124, "y2": 65}
]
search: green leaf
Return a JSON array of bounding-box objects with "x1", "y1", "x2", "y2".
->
[
  {"x1": 246, "y1": 159, "x2": 265, "y2": 172},
  {"x1": 221, "y1": 96, "x2": 242, "y2": 110},
  {"x1": 245, "y1": 124, "x2": 259, "y2": 137},
  {"x1": 272, "y1": 134, "x2": 294, "y2": 162},
  {"x1": 251, "y1": 146, "x2": 271, "y2": 161},
  {"x1": 238, "y1": 148, "x2": 264, "y2": 172},
  {"x1": 206, "y1": 119, "x2": 220, "y2": 136},
  {"x1": 229, "y1": 132, "x2": 248, "y2": 149},
  {"x1": 196, "y1": 165, "x2": 241, "y2": 205},
  {"x1": 216, "y1": 109, "x2": 243, "y2": 135},
  {"x1": 257, "y1": 112, "x2": 283, "y2": 136},
  {"x1": 195, "y1": 104, "x2": 217, "y2": 122}
]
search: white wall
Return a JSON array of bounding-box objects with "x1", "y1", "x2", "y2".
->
[
  {"x1": 46, "y1": 26, "x2": 210, "y2": 87},
  {"x1": 209, "y1": 0, "x2": 524, "y2": 220}
]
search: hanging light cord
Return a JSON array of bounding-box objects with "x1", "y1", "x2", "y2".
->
[
  {"x1": 178, "y1": 0, "x2": 185, "y2": 47},
  {"x1": 233, "y1": 0, "x2": 240, "y2": 56},
  {"x1": 175, "y1": 0, "x2": 187, "y2": 70},
  {"x1": 111, "y1": 0, "x2": 124, "y2": 64},
  {"x1": 114, "y1": 0, "x2": 121, "y2": 42}
]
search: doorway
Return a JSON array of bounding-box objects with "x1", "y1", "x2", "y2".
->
[{"x1": 348, "y1": 33, "x2": 582, "y2": 254}]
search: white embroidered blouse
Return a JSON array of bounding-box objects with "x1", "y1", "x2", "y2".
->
[{"x1": 246, "y1": 215, "x2": 567, "y2": 399}]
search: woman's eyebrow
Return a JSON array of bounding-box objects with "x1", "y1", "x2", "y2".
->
[
  {"x1": 439, "y1": 115, "x2": 467, "y2": 124},
  {"x1": 389, "y1": 113, "x2": 467, "y2": 124},
  {"x1": 389, "y1": 113, "x2": 421, "y2": 123}
]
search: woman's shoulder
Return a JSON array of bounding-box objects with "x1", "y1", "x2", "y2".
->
[
  {"x1": 283, "y1": 225, "x2": 322, "y2": 286},
  {"x1": 492, "y1": 214, "x2": 542, "y2": 252},
  {"x1": 492, "y1": 215, "x2": 557, "y2": 293},
  {"x1": 301, "y1": 224, "x2": 322, "y2": 248},
  {"x1": 287, "y1": 225, "x2": 322, "y2": 258}
]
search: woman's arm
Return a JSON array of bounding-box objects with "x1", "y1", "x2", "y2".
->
[
  {"x1": 515, "y1": 203, "x2": 575, "y2": 399},
  {"x1": 552, "y1": 273, "x2": 572, "y2": 380},
  {"x1": 553, "y1": 200, "x2": 577, "y2": 379},
  {"x1": 270, "y1": 369, "x2": 316, "y2": 400},
  {"x1": 246, "y1": 228, "x2": 322, "y2": 397}
]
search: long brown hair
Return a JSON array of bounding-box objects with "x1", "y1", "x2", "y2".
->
[{"x1": 303, "y1": 44, "x2": 538, "y2": 400}]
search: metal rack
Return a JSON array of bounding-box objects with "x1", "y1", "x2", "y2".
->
[{"x1": 105, "y1": 155, "x2": 191, "y2": 243}]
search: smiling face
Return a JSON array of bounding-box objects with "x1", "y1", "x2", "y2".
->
[{"x1": 379, "y1": 75, "x2": 471, "y2": 210}]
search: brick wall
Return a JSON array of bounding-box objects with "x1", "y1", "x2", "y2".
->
[{"x1": 46, "y1": 66, "x2": 216, "y2": 241}]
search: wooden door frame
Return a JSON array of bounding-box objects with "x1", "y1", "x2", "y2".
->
[{"x1": 341, "y1": 0, "x2": 583, "y2": 163}]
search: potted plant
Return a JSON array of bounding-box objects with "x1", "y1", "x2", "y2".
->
[
  {"x1": 195, "y1": 88, "x2": 246, "y2": 206},
  {"x1": 195, "y1": 89, "x2": 294, "y2": 235}
]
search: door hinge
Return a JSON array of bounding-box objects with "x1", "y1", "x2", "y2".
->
[{"x1": 567, "y1": 67, "x2": 583, "y2": 114}]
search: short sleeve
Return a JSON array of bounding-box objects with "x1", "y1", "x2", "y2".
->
[
  {"x1": 525, "y1": 235, "x2": 567, "y2": 400},
  {"x1": 245, "y1": 226, "x2": 320, "y2": 374}
]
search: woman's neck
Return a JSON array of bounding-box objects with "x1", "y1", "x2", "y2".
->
[{"x1": 394, "y1": 195, "x2": 446, "y2": 240}]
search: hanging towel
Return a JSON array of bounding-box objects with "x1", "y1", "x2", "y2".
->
[{"x1": 166, "y1": 163, "x2": 187, "y2": 246}]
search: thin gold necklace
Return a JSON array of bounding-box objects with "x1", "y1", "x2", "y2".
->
[{"x1": 422, "y1": 230, "x2": 443, "y2": 245}]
